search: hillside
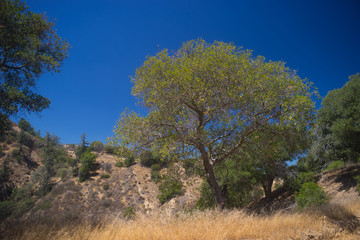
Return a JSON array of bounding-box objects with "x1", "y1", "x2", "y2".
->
[{"x1": 0, "y1": 121, "x2": 360, "y2": 239}]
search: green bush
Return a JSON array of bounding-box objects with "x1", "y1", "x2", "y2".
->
[
  {"x1": 295, "y1": 182, "x2": 329, "y2": 208},
  {"x1": 284, "y1": 171, "x2": 316, "y2": 192},
  {"x1": 115, "y1": 161, "x2": 124, "y2": 168},
  {"x1": 18, "y1": 118, "x2": 35, "y2": 135},
  {"x1": 124, "y1": 155, "x2": 135, "y2": 167},
  {"x1": 104, "y1": 144, "x2": 116, "y2": 154},
  {"x1": 12, "y1": 197, "x2": 35, "y2": 218},
  {"x1": 354, "y1": 175, "x2": 360, "y2": 193},
  {"x1": 139, "y1": 150, "x2": 161, "y2": 167},
  {"x1": 157, "y1": 176, "x2": 184, "y2": 204},
  {"x1": 79, "y1": 151, "x2": 97, "y2": 182},
  {"x1": 103, "y1": 184, "x2": 110, "y2": 191},
  {"x1": 325, "y1": 161, "x2": 345, "y2": 171},
  {"x1": 0, "y1": 200, "x2": 16, "y2": 221},
  {"x1": 123, "y1": 206, "x2": 135, "y2": 219},
  {"x1": 90, "y1": 141, "x2": 104, "y2": 152},
  {"x1": 101, "y1": 174, "x2": 110, "y2": 179},
  {"x1": 56, "y1": 167, "x2": 69, "y2": 180}
]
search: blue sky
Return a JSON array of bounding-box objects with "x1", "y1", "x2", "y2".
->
[{"x1": 15, "y1": 0, "x2": 360, "y2": 144}]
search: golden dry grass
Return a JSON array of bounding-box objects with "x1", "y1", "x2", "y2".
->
[{"x1": 3, "y1": 200, "x2": 360, "y2": 240}]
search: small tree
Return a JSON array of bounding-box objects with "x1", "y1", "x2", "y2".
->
[
  {"x1": 295, "y1": 182, "x2": 328, "y2": 208},
  {"x1": 113, "y1": 39, "x2": 316, "y2": 207},
  {"x1": 90, "y1": 141, "x2": 104, "y2": 152},
  {"x1": 79, "y1": 151, "x2": 97, "y2": 182}
]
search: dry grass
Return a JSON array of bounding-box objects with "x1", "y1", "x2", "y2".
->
[{"x1": 2, "y1": 201, "x2": 360, "y2": 240}]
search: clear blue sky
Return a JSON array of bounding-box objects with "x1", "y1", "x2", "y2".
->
[{"x1": 15, "y1": 0, "x2": 360, "y2": 144}]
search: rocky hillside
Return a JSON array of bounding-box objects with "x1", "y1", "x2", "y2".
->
[{"x1": 0, "y1": 121, "x2": 202, "y2": 222}]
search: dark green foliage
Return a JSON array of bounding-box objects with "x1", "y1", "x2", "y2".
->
[
  {"x1": 115, "y1": 161, "x2": 124, "y2": 168},
  {"x1": 150, "y1": 164, "x2": 162, "y2": 183},
  {"x1": 295, "y1": 182, "x2": 329, "y2": 208},
  {"x1": 197, "y1": 159, "x2": 262, "y2": 209},
  {"x1": 308, "y1": 74, "x2": 360, "y2": 171},
  {"x1": 79, "y1": 151, "x2": 97, "y2": 182},
  {"x1": 123, "y1": 206, "x2": 135, "y2": 219},
  {"x1": 354, "y1": 175, "x2": 360, "y2": 193},
  {"x1": 103, "y1": 184, "x2": 110, "y2": 191},
  {"x1": 90, "y1": 141, "x2": 104, "y2": 152},
  {"x1": 124, "y1": 155, "x2": 135, "y2": 167},
  {"x1": 18, "y1": 130, "x2": 34, "y2": 150},
  {"x1": 157, "y1": 175, "x2": 184, "y2": 204},
  {"x1": 104, "y1": 144, "x2": 116, "y2": 154},
  {"x1": 0, "y1": 200, "x2": 16, "y2": 221},
  {"x1": 284, "y1": 171, "x2": 316, "y2": 192},
  {"x1": 11, "y1": 148, "x2": 22, "y2": 162},
  {"x1": 75, "y1": 133, "x2": 89, "y2": 159},
  {"x1": 18, "y1": 118, "x2": 35, "y2": 135},
  {"x1": 0, "y1": 157, "x2": 11, "y2": 183},
  {"x1": 12, "y1": 197, "x2": 35, "y2": 218},
  {"x1": 325, "y1": 161, "x2": 345, "y2": 171},
  {"x1": 139, "y1": 150, "x2": 161, "y2": 167},
  {"x1": 0, "y1": 114, "x2": 10, "y2": 139},
  {"x1": 0, "y1": 0, "x2": 69, "y2": 117},
  {"x1": 101, "y1": 174, "x2": 110, "y2": 179}
]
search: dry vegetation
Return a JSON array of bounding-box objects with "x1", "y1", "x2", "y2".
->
[{"x1": 2, "y1": 200, "x2": 359, "y2": 240}]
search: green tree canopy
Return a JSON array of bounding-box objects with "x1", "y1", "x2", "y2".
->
[
  {"x1": 308, "y1": 73, "x2": 360, "y2": 170},
  {"x1": 113, "y1": 39, "x2": 316, "y2": 207},
  {"x1": 0, "y1": 0, "x2": 69, "y2": 116}
]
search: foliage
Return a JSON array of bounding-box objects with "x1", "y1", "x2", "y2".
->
[
  {"x1": 12, "y1": 197, "x2": 35, "y2": 218},
  {"x1": 157, "y1": 175, "x2": 184, "y2": 204},
  {"x1": 115, "y1": 160, "x2": 124, "y2": 168},
  {"x1": 104, "y1": 144, "x2": 116, "y2": 154},
  {"x1": 150, "y1": 164, "x2": 162, "y2": 183},
  {"x1": 0, "y1": 0, "x2": 69, "y2": 117},
  {"x1": 79, "y1": 151, "x2": 97, "y2": 182},
  {"x1": 0, "y1": 157, "x2": 11, "y2": 183},
  {"x1": 325, "y1": 161, "x2": 345, "y2": 171},
  {"x1": 75, "y1": 133, "x2": 89, "y2": 159},
  {"x1": 354, "y1": 175, "x2": 360, "y2": 193},
  {"x1": 308, "y1": 73, "x2": 360, "y2": 171},
  {"x1": 101, "y1": 173, "x2": 110, "y2": 179},
  {"x1": 295, "y1": 182, "x2": 329, "y2": 208},
  {"x1": 103, "y1": 184, "x2": 110, "y2": 191},
  {"x1": 0, "y1": 200, "x2": 16, "y2": 221},
  {"x1": 18, "y1": 118, "x2": 35, "y2": 134},
  {"x1": 113, "y1": 39, "x2": 316, "y2": 207},
  {"x1": 18, "y1": 130, "x2": 34, "y2": 150},
  {"x1": 90, "y1": 141, "x2": 104, "y2": 152},
  {"x1": 124, "y1": 155, "x2": 135, "y2": 167},
  {"x1": 197, "y1": 158, "x2": 263, "y2": 209},
  {"x1": 284, "y1": 171, "x2": 316, "y2": 192},
  {"x1": 139, "y1": 150, "x2": 162, "y2": 167},
  {"x1": 123, "y1": 206, "x2": 135, "y2": 219}
]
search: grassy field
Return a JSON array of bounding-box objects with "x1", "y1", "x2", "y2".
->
[{"x1": 2, "y1": 200, "x2": 359, "y2": 240}]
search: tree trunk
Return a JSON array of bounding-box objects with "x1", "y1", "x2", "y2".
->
[
  {"x1": 262, "y1": 176, "x2": 274, "y2": 201},
  {"x1": 199, "y1": 145, "x2": 226, "y2": 208}
]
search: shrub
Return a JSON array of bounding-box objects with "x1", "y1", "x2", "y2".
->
[
  {"x1": 139, "y1": 150, "x2": 161, "y2": 167},
  {"x1": 18, "y1": 118, "x2": 35, "y2": 134},
  {"x1": 123, "y1": 206, "x2": 135, "y2": 219},
  {"x1": 325, "y1": 160, "x2": 345, "y2": 171},
  {"x1": 157, "y1": 176, "x2": 184, "y2": 204},
  {"x1": 0, "y1": 200, "x2": 16, "y2": 221},
  {"x1": 354, "y1": 175, "x2": 360, "y2": 193},
  {"x1": 56, "y1": 168, "x2": 69, "y2": 180},
  {"x1": 124, "y1": 155, "x2": 135, "y2": 167},
  {"x1": 103, "y1": 184, "x2": 110, "y2": 191},
  {"x1": 150, "y1": 164, "x2": 162, "y2": 183},
  {"x1": 90, "y1": 141, "x2": 104, "y2": 152},
  {"x1": 12, "y1": 197, "x2": 35, "y2": 218},
  {"x1": 101, "y1": 174, "x2": 110, "y2": 179},
  {"x1": 284, "y1": 171, "x2": 316, "y2": 192},
  {"x1": 79, "y1": 151, "x2": 97, "y2": 182},
  {"x1": 116, "y1": 161, "x2": 124, "y2": 168},
  {"x1": 295, "y1": 182, "x2": 329, "y2": 208},
  {"x1": 104, "y1": 144, "x2": 116, "y2": 154}
]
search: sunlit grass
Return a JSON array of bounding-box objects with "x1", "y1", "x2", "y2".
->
[{"x1": 3, "y1": 200, "x2": 360, "y2": 240}]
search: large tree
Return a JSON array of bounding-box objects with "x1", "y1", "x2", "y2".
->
[
  {"x1": 0, "y1": 0, "x2": 69, "y2": 117},
  {"x1": 113, "y1": 39, "x2": 315, "y2": 207},
  {"x1": 308, "y1": 73, "x2": 360, "y2": 170}
]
